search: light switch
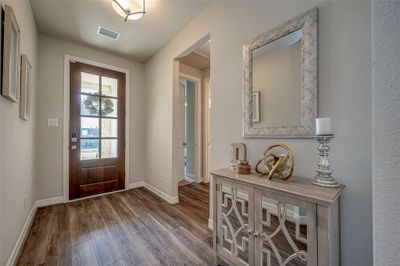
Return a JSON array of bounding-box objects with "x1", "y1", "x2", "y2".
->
[{"x1": 48, "y1": 118, "x2": 59, "y2": 127}]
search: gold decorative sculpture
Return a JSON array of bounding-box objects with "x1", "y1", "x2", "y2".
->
[{"x1": 255, "y1": 144, "x2": 295, "y2": 180}]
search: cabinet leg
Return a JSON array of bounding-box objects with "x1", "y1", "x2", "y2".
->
[{"x1": 213, "y1": 252, "x2": 218, "y2": 265}]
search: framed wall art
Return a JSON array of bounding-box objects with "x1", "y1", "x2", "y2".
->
[
  {"x1": 2, "y1": 5, "x2": 21, "y2": 102},
  {"x1": 252, "y1": 91, "x2": 260, "y2": 123},
  {"x1": 20, "y1": 55, "x2": 32, "y2": 120}
]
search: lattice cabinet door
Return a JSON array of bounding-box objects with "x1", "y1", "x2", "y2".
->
[
  {"x1": 254, "y1": 189, "x2": 317, "y2": 266},
  {"x1": 216, "y1": 178, "x2": 255, "y2": 266}
]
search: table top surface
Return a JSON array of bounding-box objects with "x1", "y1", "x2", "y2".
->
[{"x1": 211, "y1": 168, "x2": 345, "y2": 206}]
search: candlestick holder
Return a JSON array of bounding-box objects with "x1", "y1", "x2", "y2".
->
[{"x1": 313, "y1": 134, "x2": 340, "y2": 188}]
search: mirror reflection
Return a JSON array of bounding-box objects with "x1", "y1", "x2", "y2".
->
[
  {"x1": 220, "y1": 185, "x2": 250, "y2": 263},
  {"x1": 252, "y1": 29, "x2": 302, "y2": 127},
  {"x1": 261, "y1": 196, "x2": 308, "y2": 265}
]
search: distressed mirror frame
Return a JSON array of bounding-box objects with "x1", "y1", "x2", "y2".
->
[{"x1": 243, "y1": 8, "x2": 318, "y2": 138}]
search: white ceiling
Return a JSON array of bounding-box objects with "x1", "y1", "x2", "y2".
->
[
  {"x1": 30, "y1": 0, "x2": 211, "y2": 62},
  {"x1": 180, "y1": 52, "x2": 209, "y2": 70},
  {"x1": 194, "y1": 40, "x2": 210, "y2": 59}
]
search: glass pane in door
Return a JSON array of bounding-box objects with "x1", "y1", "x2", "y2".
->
[
  {"x1": 101, "y1": 119, "x2": 118, "y2": 138},
  {"x1": 81, "y1": 117, "x2": 99, "y2": 138},
  {"x1": 81, "y1": 72, "x2": 99, "y2": 94},
  {"x1": 79, "y1": 73, "x2": 120, "y2": 161},
  {"x1": 101, "y1": 139, "x2": 118, "y2": 158},
  {"x1": 101, "y1": 98, "x2": 118, "y2": 117},
  {"x1": 260, "y1": 196, "x2": 308, "y2": 266},
  {"x1": 81, "y1": 95, "x2": 100, "y2": 116},
  {"x1": 101, "y1": 76, "x2": 118, "y2": 97},
  {"x1": 80, "y1": 139, "x2": 99, "y2": 160}
]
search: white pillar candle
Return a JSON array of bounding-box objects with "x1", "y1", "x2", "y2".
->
[{"x1": 316, "y1": 118, "x2": 332, "y2": 135}]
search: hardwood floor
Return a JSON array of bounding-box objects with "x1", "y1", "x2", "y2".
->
[{"x1": 17, "y1": 183, "x2": 213, "y2": 266}]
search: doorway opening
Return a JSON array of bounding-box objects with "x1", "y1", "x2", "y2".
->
[
  {"x1": 180, "y1": 77, "x2": 199, "y2": 184},
  {"x1": 175, "y1": 38, "x2": 211, "y2": 190}
]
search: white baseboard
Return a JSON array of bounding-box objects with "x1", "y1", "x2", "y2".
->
[
  {"x1": 186, "y1": 172, "x2": 196, "y2": 179},
  {"x1": 144, "y1": 183, "x2": 179, "y2": 204},
  {"x1": 6, "y1": 196, "x2": 64, "y2": 265},
  {"x1": 129, "y1": 181, "x2": 179, "y2": 205},
  {"x1": 185, "y1": 174, "x2": 196, "y2": 183},
  {"x1": 195, "y1": 176, "x2": 203, "y2": 183},
  {"x1": 208, "y1": 218, "x2": 213, "y2": 230},
  {"x1": 201, "y1": 176, "x2": 210, "y2": 183},
  {"x1": 127, "y1": 181, "x2": 145, "y2": 189},
  {"x1": 6, "y1": 205, "x2": 37, "y2": 266},
  {"x1": 35, "y1": 196, "x2": 65, "y2": 208}
]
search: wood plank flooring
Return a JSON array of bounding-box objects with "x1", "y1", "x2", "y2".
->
[{"x1": 17, "y1": 183, "x2": 213, "y2": 266}]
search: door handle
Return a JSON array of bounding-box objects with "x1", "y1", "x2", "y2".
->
[{"x1": 69, "y1": 145, "x2": 77, "y2": 150}]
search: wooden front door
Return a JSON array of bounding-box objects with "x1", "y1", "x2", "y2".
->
[{"x1": 69, "y1": 61, "x2": 125, "y2": 200}]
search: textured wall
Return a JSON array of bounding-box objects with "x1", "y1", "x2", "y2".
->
[
  {"x1": 144, "y1": 1, "x2": 372, "y2": 264},
  {"x1": 372, "y1": 1, "x2": 400, "y2": 264}
]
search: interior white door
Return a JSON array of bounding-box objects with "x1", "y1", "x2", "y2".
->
[
  {"x1": 205, "y1": 78, "x2": 211, "y2": 182},
  {"x1": 185, "y1": 79, "x2": 196, "y2": 181},
  {"x1": 177, "y1": 81, "x2": 186, "y2": 183}
]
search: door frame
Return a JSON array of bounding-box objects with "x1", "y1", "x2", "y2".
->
[
  {"x1": 172, "y1": 33, "x2": 210, "y2": 199},
  {"x1": 63, "y1": 54, "x2": 130, "y2": 202},
  {"x1": 203, "y1": 77, "x2": 211, "y2": 183},
  {"x1": 179, "y1": 73, "x2": 202, "y2": 183}
]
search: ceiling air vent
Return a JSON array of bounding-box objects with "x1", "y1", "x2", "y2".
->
[{"x1": 97, "y1": 26, "x2": 120, "y2": 40}]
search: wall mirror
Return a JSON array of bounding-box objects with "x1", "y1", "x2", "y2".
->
[{"x1": 243, "y1": 8, "x2": 318, "y2": 138}]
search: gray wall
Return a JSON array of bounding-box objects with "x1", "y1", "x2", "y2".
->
[
  {"x1": 36, "y1": 35, "x2": 145, "y2": 199},
  {"x1": 144, "y1": 1, "x2": 372, "y2": 265},
  {"x1": 0, "y1": 1, "x2": 38, "y2": 264},
  {"x1": 372, "y1": 1, "x2": 400, "y2": 264}
]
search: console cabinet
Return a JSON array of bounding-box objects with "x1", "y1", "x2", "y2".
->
[{"x1": 211, "y1": 168, "x2": 344, "y2": 266}]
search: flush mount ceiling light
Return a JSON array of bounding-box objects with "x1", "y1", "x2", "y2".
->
[{"x1": 112, "y1": 0, "x2": 145, "y2": 22}]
